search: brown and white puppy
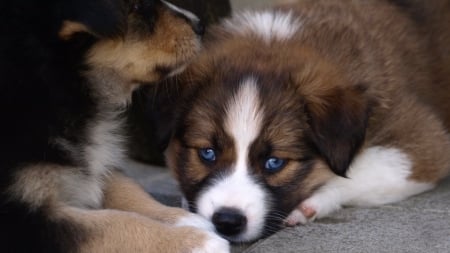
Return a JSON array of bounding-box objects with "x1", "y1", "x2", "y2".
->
[
  {"x1": 0, "y1": 0, "x2": 229, "y2": 252},
  {"x1": 165, "y1": 0, "x2": 450, "y2": 243}
]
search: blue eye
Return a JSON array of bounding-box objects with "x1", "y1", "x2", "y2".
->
[
  {"x1": 199, "y1": 148, "x2": 216, "y2": 162},
  {"x1": 264, "y1": 157, "x2": 286, "y2": 173}
]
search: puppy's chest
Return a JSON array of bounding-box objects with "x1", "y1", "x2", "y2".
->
[
  {"x1": 57, "y1": 115, "x2": 125, "y2": 208},
  {"x1": 84, "y1": 115, "x2": 125, "y2": 176}
]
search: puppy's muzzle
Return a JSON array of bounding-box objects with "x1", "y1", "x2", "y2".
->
[{"x1": 212, "y1": 207, "x2": 247, "y2": 237}]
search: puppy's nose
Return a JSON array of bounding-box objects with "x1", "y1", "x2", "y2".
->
[
  {"x1": 212, "y1": 208, "x2": 247, "y2": 236},
  {"x1": 191, "y1": 20, "x2": 205, "y2": 36}
]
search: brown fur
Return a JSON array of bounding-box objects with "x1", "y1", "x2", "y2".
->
[
  {"x1": 86, "y1": 4, "x2": 201, "y2": 104},
  {"x1": 171, "y1": 0, "x2": 450, "y2": 182},
  {"x1": 165, "y1": 0, "x2": 450, "y2": 240}
]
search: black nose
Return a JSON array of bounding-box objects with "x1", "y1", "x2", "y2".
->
[
  {"x1": 191, "y1": 20, "x2": 205, "y2": 36},
  {"x1": 212, "y1": 208, "x2": 247, "y2": 236}
]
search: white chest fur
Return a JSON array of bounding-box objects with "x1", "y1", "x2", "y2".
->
[
  {"x1": 56, "y1": 115, "x2": 126, "y2": 209},
  {"x1": 10, "y1": 115, "x2": 125, "y2": 210}
]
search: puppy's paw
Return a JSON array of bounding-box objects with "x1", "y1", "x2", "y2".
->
[
  {"x1": 174, "y1": 212, "x2": 229, "y2": 253},
  {"x1": 174, "y1": 225, "x2": 229, "y2": 253},
  {"x1": 284, "y1": 193, "x2": 343, "y2": 226},
  {"x1": 284, "y1": 202, "x2": 317, "y2": 226},
  {"x1": 191, "y1": 230, "x2": 230, "y2": 253},
  {"x1": 175, "y1": 212, "x2": 216, "y2": 232}
]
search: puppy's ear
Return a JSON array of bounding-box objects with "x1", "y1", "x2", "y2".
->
[
  {"x1": 58, "y1": 1, "x2": 126, "y2": 40},
  {"x1": 303, "y1": 84, "x2": 371, "y2": 177}
]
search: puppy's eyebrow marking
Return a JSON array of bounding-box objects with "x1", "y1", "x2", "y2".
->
[
  {"x1": 59, "y1": 20, "x2": 92, "y2": 40},
  {"x1": 223, "y1": 10, "x2": 301, "y2": 43}
]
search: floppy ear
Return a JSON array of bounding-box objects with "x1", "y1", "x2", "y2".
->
[{"x1": 304, "y1": 84, "x2": 371, "y2": 177}]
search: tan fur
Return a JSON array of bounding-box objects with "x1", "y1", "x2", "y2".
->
[
  {"x1": 11, "y1": 165, "x2": 222, "y2": 253},
  {"x1": 66, "y1": 208, "x2": 210, "y2": 253},
  {"x1": 8, "y1": 165, "x2": 61, "y2": 210},
  {"x1": 300, "y1": 161, "x2": 335, "y2": 195},
  {"x1": 267, "y1": 160, "x2": 333, "y2": 188},
  {"x1": 166, "y1": 140, "x2": 211, "y2": 184},
  {"x1": 103, "y1": 171, "x2": 190, "y2": 224},
  {"x1": 268, "y1": 160, "x2": 334, "y2": 194},
  {"x1": 87, "y1": 5, "x2": 201, "y2": 100},
  {"x1": 8, "y1": 164, "x2": 104, "y2": 210},
  {"x1": 77, "y1": 171, "x2": 215, "y2": 253},
  {"x1": 274, "y1": 161, "x2": 335, "y2": 209},
  {"x1": 59, "y1": 21, "x2": 92, "y2": 40}
]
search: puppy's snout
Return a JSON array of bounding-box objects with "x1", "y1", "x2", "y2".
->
[{"x1": 212, "y1": 208, "x2": 247, "y2": 236}]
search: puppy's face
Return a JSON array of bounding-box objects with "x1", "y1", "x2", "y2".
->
[
  {"x1": 166, "y1": 35, "x2": 371, "y2": 242},
  {"x1": 58, "y1": 0, "x2": 202, "y2": 87}
]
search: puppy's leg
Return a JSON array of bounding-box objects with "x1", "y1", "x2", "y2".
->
[
  {"x1": 60, "y1": 206, "x2": 229, "y2": 253},
  {"x1": 285, "y1": 146, "x2": 435, "y2": 225},
  {"x1": 6, "y1": 165, "x2": 228, "y2": 252},
  {"x1": 103, "y1": 170, "x2": 216, "y2": 230}
]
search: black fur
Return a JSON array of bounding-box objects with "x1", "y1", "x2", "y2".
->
[
  {"x1": 304, "y1": 85, "x2": 371, "y2": 177},
  {"x1": 0, "y1": 0, "x2": 161, "y2": 252}
]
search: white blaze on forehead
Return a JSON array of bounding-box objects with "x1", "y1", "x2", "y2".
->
[
  {"x1": 224, "y1": 10, "x2": 301, "y2": 43},
  {"x1": 225, "y1": 77, "x2": 264, "y2": 174},
  {"x1": 196, "y1": 78, "x2": 269, "y2": 242}
]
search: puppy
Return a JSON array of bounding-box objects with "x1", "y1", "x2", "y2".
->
[
  {"x1": 165, "y1": 0, "x2": 450, "y2": 243},
  {"x1": 0, "y1": 0, "x2": 229, "y2": 252}
]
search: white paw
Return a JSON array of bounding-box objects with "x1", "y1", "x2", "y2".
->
[
  {"x1": 284, "y1": 209, "x2": 309, "y2": 226},
  {"x1": 175, "y1": 213, "x2": 216, "y2": 233},
  {"x1": 192, "y1": 231, "x2": 230, "y2": 253},
  {"x1": 284, "y1": 192, "x2": 344, "y2": 226},
  {"x1": 284, "y1": 202, "x2": 318, "y2": 226}
]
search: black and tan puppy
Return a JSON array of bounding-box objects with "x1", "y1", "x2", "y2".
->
[
  {"x1": 0, "y1": 0, "x2": 229, "y2": 252},
  {"x1": 165, "y1": 0, "x2": 450, "y2": 242}
]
